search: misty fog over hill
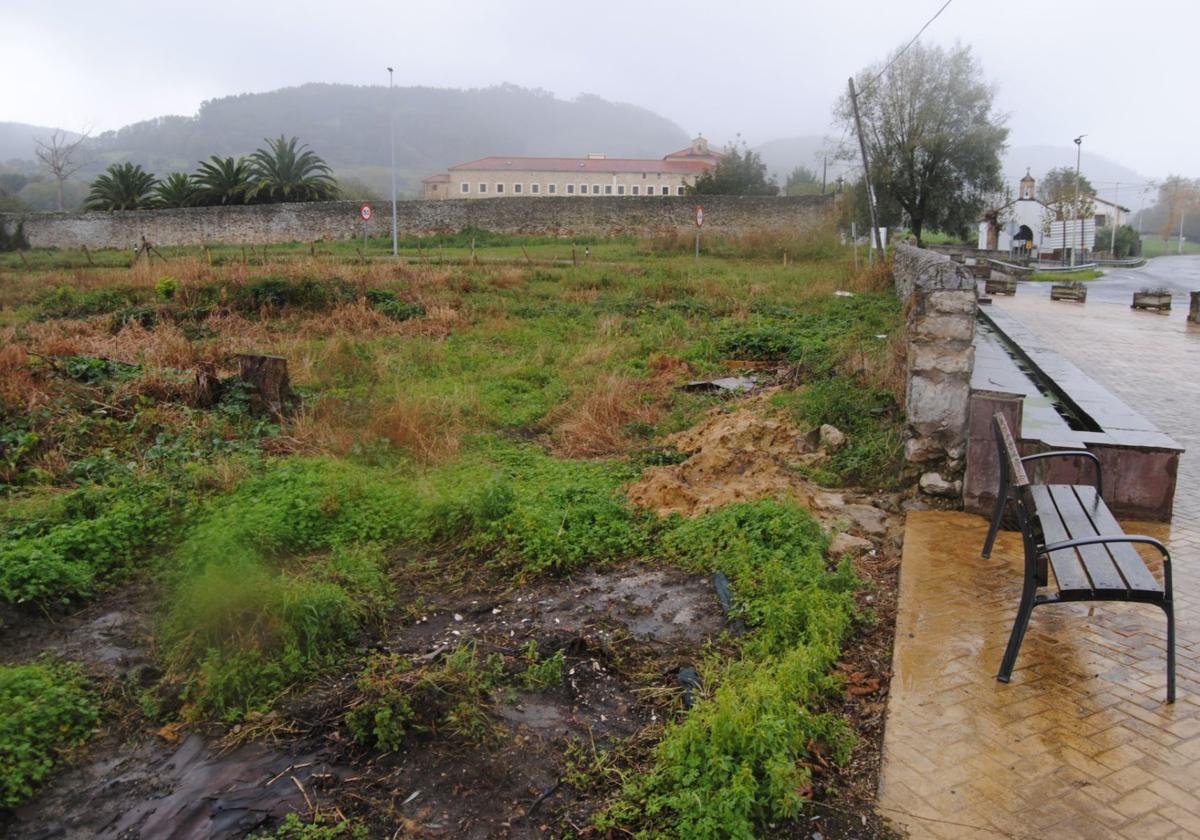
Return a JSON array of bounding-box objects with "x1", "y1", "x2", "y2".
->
[
  {"x1": 2, "y1": 83, "x2": 1156, "y2": 211},
  {"x1": 3, "y1": 84, "x2": 691, "y2": 199}
]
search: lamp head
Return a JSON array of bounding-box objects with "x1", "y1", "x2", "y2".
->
[{"x1": 1074, "y1": 134, "x2": 1086, "y2": 146}]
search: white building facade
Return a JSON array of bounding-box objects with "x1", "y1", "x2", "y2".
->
[{"x1": 421, "y1": 137, "x2": 720, "y2": 200}]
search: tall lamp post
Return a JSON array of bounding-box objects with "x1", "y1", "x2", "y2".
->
[
  {"x1": 388, "y1": 66, "x2": 398, "y2": 257},
  {"x1": 1072, "y1": 134, "x2": 1086, "y2": 267}
]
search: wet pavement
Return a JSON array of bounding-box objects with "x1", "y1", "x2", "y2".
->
[
  {"x1": 1026, "y1": 254, "x2": 1200, "y2": 306},
  {"x1": 879, "y1": 272, "x2": 1200, "y2": 838}
]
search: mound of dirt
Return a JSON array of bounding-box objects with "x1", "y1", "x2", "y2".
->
[{"x1": 627, "y1": 408, "x2": 823, "y2": 517}]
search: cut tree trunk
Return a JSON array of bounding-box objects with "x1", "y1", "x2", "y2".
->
[
  {"x1": 192, "y1": 361, "x2": 222, "y2": 408},
  {"x1": 237, "y1": 354, "x2": 295, "y2": 418}
]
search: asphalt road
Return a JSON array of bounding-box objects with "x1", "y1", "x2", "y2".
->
[{"x1": 1021, "y1": 255, "x2": 1200, "y2": 305}]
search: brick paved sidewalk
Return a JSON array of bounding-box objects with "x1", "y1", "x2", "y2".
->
[{"x1": 879, "y1": 296, "x2": 1200, "y2": 838}]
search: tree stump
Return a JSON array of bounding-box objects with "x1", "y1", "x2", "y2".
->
[
  {"x1": 237, "y1": 354, "x2": 295, "y2": 418},
  {"x1": 192, "y1": 361, "x2": 222, "y2": 408}
]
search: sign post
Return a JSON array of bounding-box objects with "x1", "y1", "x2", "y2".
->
[
  {"x1": 359, "y1": 203, "x2": 372, "y2": 253},
  {"x1": 694, "y1": 205, "x2": 704, "y2": 259}
]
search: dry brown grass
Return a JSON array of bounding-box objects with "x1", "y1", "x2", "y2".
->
[
  {"x1": 368, "y1": 396, "x2": 465, "y2": 462},
  {"x1": 0, "y1": 340, "x2": 49, "y2": 413},
  {"x1": 551, "y1": 373, "x2": 665, "y2": 458},
  {"x1": 283, "y1": 392, "x2": 465, "y2": 463}
]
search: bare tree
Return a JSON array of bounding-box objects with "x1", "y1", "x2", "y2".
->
[{"x1": 35, "y1": 129, "x2": 91, "y2": 211}]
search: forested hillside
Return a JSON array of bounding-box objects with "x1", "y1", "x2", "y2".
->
[{"x1": 5, "y1": 84, "x2": 689, "y2": 203}]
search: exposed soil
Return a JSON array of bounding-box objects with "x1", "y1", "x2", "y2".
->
[
  {"x1": 3, "y1": 401, "x2": 907, "y2": 840},
  {"x1": 2, "y1": 562, "x2": 727, "y2": 840},
  {"x1": 628, "y1": 405, "x2": 823, "y2": 517}
]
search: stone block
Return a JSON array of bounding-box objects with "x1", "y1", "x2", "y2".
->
[
  {"x1": 910, "y1": 344, "x2": 974, "y2": 375},
  {"x1": 911, "y1": 313, "x2": 976, "y2": 343},
  {"x1": 907, "y1": 375, "x2": 970, "y2": 430},
  {"x1": 927, "y1": 290, "x2": 979, "y2": 315}
]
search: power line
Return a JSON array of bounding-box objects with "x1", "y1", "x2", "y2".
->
[
  {"x1": 829, "y1": 0, "x2": 955, "y2": 162},
  {"x1": 861, "y1": 0, "x2": 954, "y2": 95}
]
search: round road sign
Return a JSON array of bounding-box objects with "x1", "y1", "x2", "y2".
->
[
  {"x1": 695, "y1": 206, "x2": 704, "y2": 228},
  {"x1": 359, "y1": 203, "x2": 372, "y2": 221}
]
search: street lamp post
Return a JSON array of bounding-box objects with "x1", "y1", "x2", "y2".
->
[
  {"x1": 1073, "y1": 134, "x2": 1086, "y2": 267},
  {"x1": 388, "y1": 66, "x2": 398, "y2": 257}
]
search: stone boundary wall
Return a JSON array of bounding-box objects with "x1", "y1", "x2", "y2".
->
[
  {"x1": 1, "y1": 194, "x2": 836, "y2": 250},
  {"x1": 893, "y1": 243, "x2": 979, "y2": 500}
]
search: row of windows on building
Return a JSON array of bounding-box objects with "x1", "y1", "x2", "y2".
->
[{"x1": 460, "y1": 182, "x2": 687, "y2": 196}]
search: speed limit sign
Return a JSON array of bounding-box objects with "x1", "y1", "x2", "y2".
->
[
  {"x1": 359, "y1": 203, "x2": 372, "y2": 221},
  {"x1": 695, "y1": 206, "x2": 704, "y2": 227}
]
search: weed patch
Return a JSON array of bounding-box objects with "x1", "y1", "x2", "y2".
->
[
  {"x1": 602, "y1": 500, "x2": 859, "y2": 838},
  {"x1": 0, "y1": 661, "x2": 100, "y2": 807}
]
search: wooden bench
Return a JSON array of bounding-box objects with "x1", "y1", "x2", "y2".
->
[{"x1": 984, "y1": 414, "x2": 1175, "y2": 702}]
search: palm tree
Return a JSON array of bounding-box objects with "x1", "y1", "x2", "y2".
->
[
  {"x1": 153, "y1": 172, "x2": 198, "y2": 208},
  {"x1": 247, "y1": 136, "x2": 338, "y2": 203},
  {"x1": 85, "y1": 162, "x2": 157, "y2": 211},
  {"x1": 193, "y1": 155, "x2": 253, "y2": 206}
]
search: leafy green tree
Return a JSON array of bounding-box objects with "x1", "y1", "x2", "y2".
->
[
  {"x1": 784, "y1": 165, "x2": 821, "y2": 196},
  {"x1": 1095, "y1": 224, "x2": 1141, "y2": 258},
  {"x1": 835, "y1": 42, "x2": 1008, "y2": 245},
  {"x1": 687, "y1": 142, "x2": 778, "y2": 196},
  {"x1": 1039, "y1": 166, "x2": 1095, "y2": 222},
  {"x1": 193, "y1": 156, "x2": 253, "y2": 206},
  {"x1": 84, "y1": 162, "x2": 157, "y2": 211},
  {"x1": 153, "y1": 172, "x2": 198, "y2": 208},
  {"x1": 247, "y1": 136, "x2": 338, "y2": 203}
]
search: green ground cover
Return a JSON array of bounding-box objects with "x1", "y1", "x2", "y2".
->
[{"x1": 0, "y1": 228, "x2": 902, "y2": 831}]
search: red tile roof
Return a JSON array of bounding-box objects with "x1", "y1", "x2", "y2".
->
[
  {"x1": 421, "y1": 174, "x2": 450, "y2": 183},
  {"x1": 448, "y1": 156, "x2": 713, "y2": 175}
]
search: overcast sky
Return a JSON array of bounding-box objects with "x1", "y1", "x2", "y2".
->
[{"x1": 2, "y1": 0, "x2": 1192, "y2": 181}]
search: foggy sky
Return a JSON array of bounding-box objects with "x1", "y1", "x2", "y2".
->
[{"x1": 2, "y1": 0, "x2": 1193, "y2": 182}]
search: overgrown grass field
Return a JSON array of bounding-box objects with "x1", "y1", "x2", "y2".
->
[{"x1": 0, "y1": 226, "x2": 903, "y2": 836}]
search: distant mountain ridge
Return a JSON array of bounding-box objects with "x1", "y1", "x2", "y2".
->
[
  {"x1": 4, "y1": 84, "x2": 691, "y2": 198},
  {"x1": 0, "y1": 122, "x2": 82, "y2": 166}
]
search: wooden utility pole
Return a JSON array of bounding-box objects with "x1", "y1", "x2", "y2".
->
[{"x1": 847, "y1": 77, "x2": 884, "y2": 253}]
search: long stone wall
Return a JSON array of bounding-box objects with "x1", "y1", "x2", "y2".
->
[
  {"x1": 1, "y1": 195, "x2": 835, "y2": 250},
  {"x1": 893, "y1": 243, "x2": 979, "y2": 500}
]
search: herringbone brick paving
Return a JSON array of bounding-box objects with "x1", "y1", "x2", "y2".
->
[{"x1": 879, "y1": 295, "x2": 1200, "y2": 838}]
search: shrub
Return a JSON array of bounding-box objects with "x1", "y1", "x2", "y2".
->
[
  {"x1": 155, "y1": 276, "x2": 178, "y2": 299},
  {"x1": 0, "y1": 661, "x2": 100, "y2": 807}
]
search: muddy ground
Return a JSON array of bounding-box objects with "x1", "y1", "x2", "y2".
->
[{"x1": 2, "y1": 404, "x2": 907, "y2": 840}]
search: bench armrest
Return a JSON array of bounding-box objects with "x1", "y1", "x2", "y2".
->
[
  {"x1": 1043, "y1": 534, "x2": 1169, "y2": 560},
  {"x1": 1042, "y1": 534, "x2": 1173, "y2": 594},
  {"x1": 1021, "y1": 450, "x2": 1103, "y2": 496}
]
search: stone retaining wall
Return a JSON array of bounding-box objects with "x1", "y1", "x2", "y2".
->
[
  {"x1": 1, "y1": 194, "x2": 836, "y2": 250},
  {"x1": 893, "y1": 243, "x2": 979, "y2": 499}
]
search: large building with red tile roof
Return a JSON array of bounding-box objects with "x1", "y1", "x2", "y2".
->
[{"x1": 421, "y1": 136, "x2": 720, "y2": 200}]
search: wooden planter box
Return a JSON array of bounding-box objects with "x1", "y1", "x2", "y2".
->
[
  {"x1": 1051, "y1": 282, "x2": 1087, "y2": 302},
  {"x1": 985, "y1": 274, "x2": 1018, "y2": 295},
  {"x1": 1132, "y1": 292, "x2": 1172, "y2": 311}
]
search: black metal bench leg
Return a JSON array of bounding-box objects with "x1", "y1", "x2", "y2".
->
[
  {"x1": 1166, "y1": 601, "x2": 1176, "y2": 704},
  {"x1": 997, "y1": 580, "x2": 1036, "y2": 683},
  {"x1": 982, "y1": 491, "x2": 1006, "y2": 559}
]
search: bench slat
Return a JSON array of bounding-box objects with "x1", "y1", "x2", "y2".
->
[
  {"x1": 1030, "y1": 485, "x2": 1092, "y2": 594},
  {"x1": 1048, "y1": 485, "x2": 1127, "y2": 594},
  {"x1": 1072, "y1": 486, "x2": 1163, "y2": 593}
]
